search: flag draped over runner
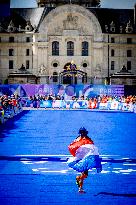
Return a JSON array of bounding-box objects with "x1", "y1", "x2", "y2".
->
[{"x1": 67, "y1": 137, "x2": 102, "y2": 172}]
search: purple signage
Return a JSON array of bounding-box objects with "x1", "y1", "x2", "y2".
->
[{"x1": 0, "y1": 84, "x2": 124, "y2": 99}]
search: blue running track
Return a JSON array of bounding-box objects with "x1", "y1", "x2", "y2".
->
[{"x1": 0, "y1": 110, "x2": 136, "y2": 205}]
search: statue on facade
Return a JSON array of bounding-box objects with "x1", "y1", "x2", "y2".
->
[
  {"x1": 38, "y1": 64, "x2": 47, "y2": 75},
  {"x1": 121, "y1": 65, "x2": 128, "y2": 72},
  {"x1": 63, "y1": 13, "x2": 78, "y2": 30},
  {"x1": 19, "y1": 64, "x2": 26, "y2": 71}
]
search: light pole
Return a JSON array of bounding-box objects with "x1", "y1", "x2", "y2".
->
[{"x1": 107, "y1": 34, "x2": 110, "y2": 84}]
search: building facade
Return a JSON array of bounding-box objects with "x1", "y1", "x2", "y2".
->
[{"x1": 0, "y1": 0, "x2": 136, "y2": 85}]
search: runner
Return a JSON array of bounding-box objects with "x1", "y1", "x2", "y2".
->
[{"x1": 67, "y1": 127, "x2": 102, "y2": 192}]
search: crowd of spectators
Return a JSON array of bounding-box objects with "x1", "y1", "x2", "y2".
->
[
  {"x1": 25, "y1": 94, "x2": 136, "y2": 102},
  {"x1": 0, "y1": 94, "x2": 22, "y2": 123},
  {"x1": 23, "y1": 94, "x2": 136, "y2": 111},
  {"x1": 1, "y1": 93, "x2": 136, "y2": 122},
  {"x1": 25, "y1": 94, "x2": 136, "y2": 103},
  {"x1": 88, "y1": 95, "x2": 136, "y2": 108}
]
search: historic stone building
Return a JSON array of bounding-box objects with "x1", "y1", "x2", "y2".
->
[{"x1": 0, "y1": 0, "x2": 136, "y2": 84}]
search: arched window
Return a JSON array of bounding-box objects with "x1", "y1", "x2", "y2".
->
[
  {"x1": 82, "y1": 41, "x2": 88, "y2": 56},
  {"x1": 53, "y1": 71, "x2": 58, "y2": 82},
  {"x1": 67, "y1": 41, "x2": 74, "y2": 56},
  {"x1": 52, "y1": 41, "x2": 59, "y2": 56}
]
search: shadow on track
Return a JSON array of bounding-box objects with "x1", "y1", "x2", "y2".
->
[{"x1": 94, "y1": 192, "x2": 136, "y2": 197}]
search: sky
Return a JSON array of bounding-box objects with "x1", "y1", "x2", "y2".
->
[{"x1": 10, "y1": 0, "x2": 136, "y2": 9}]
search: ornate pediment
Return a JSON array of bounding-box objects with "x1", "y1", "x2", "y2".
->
[
  {"x1": 125, "y1": 20, "x2": 133, "y2": 33},
  {"x1": 7, "y1": 20, "x2": 16, "y2": 32},
  {"x1": 25, "y1": 20, "x2": 33, "y2": 32}
]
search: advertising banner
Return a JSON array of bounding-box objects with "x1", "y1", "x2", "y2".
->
[{"x1": 0, "y1": 84, "x2": 124, "y2": 99}]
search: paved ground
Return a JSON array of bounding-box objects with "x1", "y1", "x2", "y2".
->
[{"x1": 0, "y1": 110, "x2": 136, "y2": 205}]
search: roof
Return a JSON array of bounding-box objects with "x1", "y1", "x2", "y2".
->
[
  {"x1": 0, "y1": 7, "x2": 45, "y2": 32},
  {"x1": 37, "y1": 0, "x2": 100, "y2": 6},
  {"x1": 0, "y1": 6, "x2": 135, "y2": 33},
  {"x1": 13, "y1": 8, "x2": 45, "y2": 28},
  {"x1": 88, "y1": 7, "x2": 135, "y2": 33}
]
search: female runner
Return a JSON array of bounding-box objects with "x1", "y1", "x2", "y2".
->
[{"x1": 67, "y1": 127, "x2": 102, "y2": 192}]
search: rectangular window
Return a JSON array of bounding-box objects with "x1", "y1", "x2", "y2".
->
[
  {"x1": 111, "y1": 38, "x2": 115, "y2": 43},
  {"x1": 26, "y1": 60, "x2": 29, "y2": 69},
  {"x1": 9, "y1": 60, "x2": 14, "y2": 69},
  {"x1": 67, "y1": 41, "x2": 74, "y2": 56},
  {"x1": 52, "y1": 41, "x2": 59, "y2": 56},
  {"x1": 53, "y1": 72, "x2": 58, "y2": 82},
  {"x1": 9, "y1": 37, "x2": 14, "y2": 42},
  {"x1": 127, "y1": 38, "x2": 132, "y2": 44},
  {"x1": 127, "y1": 50, "x2": 132, "y2": 57},
  {"x1": 127, "y1": 61, "x2": 131, "y2": 70},
  {"x1": 26, "y1": 37, "x2": 30, "y2": 42},
  {"x1": 9, "y1": 49, "x2": 14, "y2": 56},
  {"x1": 111, "y1": 49, "x2": 114, "y2": 57},
  {"x1": 82, "y1": 42, "x2": 89, "y2": 56},
  {"x1": 26, "y1": 49, "x2": 30, "y2": 56},
  {"x1": 111, "y1": 61, "x2": 114, "y2": 70}
]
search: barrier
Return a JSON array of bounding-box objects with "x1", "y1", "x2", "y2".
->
[
  {"x1": 25, "y1": 99, "x2": 89, "y2": 109},
  {"x1": 23, "y1": 98, "x2": 135, "y2": 112}
]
